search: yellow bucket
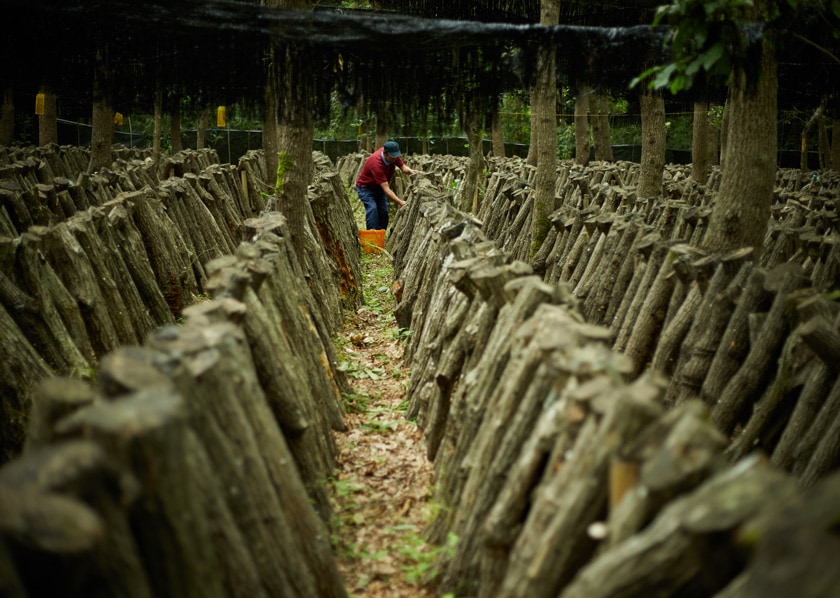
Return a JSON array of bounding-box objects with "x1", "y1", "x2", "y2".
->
[{"x1": 359, "y1": 229, "x2": 385, "y2": 253}]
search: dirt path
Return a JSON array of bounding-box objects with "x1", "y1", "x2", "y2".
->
[{"x1": 331, "y1": 250, "x2": 445, "y2": 598}]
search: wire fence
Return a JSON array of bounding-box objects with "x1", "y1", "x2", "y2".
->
[{"x1": 53, "y1": 118, "x2": 820, "y2": 169}]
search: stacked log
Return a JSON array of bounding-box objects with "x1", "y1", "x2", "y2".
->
[
  {"x1": 0, "y1": 148, "x2": 361, "y2": 463},
  {"x1": 0, "y1": 303, "x2": 347, "y2": 597},
  {"x1": 390, "y1": 169, "x2": 840, "y2": 596},
  {"x1": 399, "y1": 156, "x2": 840, "y2": 489}
]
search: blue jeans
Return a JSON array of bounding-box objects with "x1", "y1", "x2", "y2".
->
[{"x1": 356, "y1": 185, "x2": 389, "y2": 230}]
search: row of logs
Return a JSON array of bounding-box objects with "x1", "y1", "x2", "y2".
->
[
  {"x1": 388, "y1": 172, "x2": 840, "y2": 597},
  {"x1": 0, "y1": 146, "x2": 361, "y2": 461},
  {"x1": 1, "y1": 147, "x2": 363, "y2": 596}
]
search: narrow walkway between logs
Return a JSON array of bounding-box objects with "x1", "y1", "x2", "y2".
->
[{"x1": 331, "y1": 250, "x2": 442, "y2": 598}]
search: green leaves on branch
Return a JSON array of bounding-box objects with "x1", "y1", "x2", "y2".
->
[{"x1": 631, "y1": 0, "x2": 758, "y2": 93}]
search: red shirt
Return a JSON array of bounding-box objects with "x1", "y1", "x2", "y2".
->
[{"x1": 356, "y1": 148, "x2": 405, "y2": 188}]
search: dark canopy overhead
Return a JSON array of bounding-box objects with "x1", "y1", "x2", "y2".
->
[{"x1": 0, "y1": 0, "x2": 836, "y2": 127}]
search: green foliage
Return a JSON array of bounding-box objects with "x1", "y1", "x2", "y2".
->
[
  {"x1": 631, "y1": 0, "x2": 758, "y2": 93},
  {"x1": 556, "y1": 123, "x2": 576, "y2": 160}
]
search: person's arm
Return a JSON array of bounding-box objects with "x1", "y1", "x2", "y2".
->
[
  {"x1": 399, "y1": 163, "x2": 417, "y2": 176},
  {"x1": 380, "y1": 181, "x2": 405, "y2": 207}
]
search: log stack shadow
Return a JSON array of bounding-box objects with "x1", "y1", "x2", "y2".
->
[{"x1": 389, "y1": 161, "x2": 840, "y2": 596}]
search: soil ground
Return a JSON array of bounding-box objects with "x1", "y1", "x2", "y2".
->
[{"x1": 331, "y1": 249, "x2": 446, "y2": 598}]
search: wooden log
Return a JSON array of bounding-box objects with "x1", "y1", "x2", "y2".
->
[
  {"x1": 14, "y1": 231, "x2": 94, "y2": 371},
  {"x1": 650, "y1": 282, "x2": 702, "y2": 379},
  {"x1": 665, "y1": 258, "x2": 751, "y2": 406},
  {"x1": 54, "y1": 391, "x2": 229, "y2": 598},
  {"x1": 612, "y1": 235, "x2": 665, "y2": 352},
  {"x1": 0, "y1": 438, "x2": 152, "y2": 598},
  {"x1": 798, "y1": 376, "x2": 840, "y2": 487},
  {"x1": 585, "y1": 220, "x2": 643, "y2": 327},
  {"x1": 726, "y1": 323, "x2": 816, "y2": 463},
  {"x1": 558, "y1": 457, "x2": 798, "y2": 598},
  {"x1": 104, "y1": 199, "x2": 175, "y2": 326},
  {"x1": 716, "y1": 470, "x2": 840, "y2": 598},
  {"x1": 71, "y1": 209, "x2": 152, "y2": 344},
  {"x1": 711, "y1": 264, "x2": 808, "y2": 434},
  {"x1": 146, "y1": 320, "x2": 345, "y2": 597},
  {"x1": 771, "y1": 359, "x2": 835, "y2": 473},
  {"x1": 699, "y1": 266, "x2": 768, "y2": 409},
  {"x1": 602, "y1": 400, "x2": 727, "y2": 552},
  {"x1": 23, "y1": 377, "x2": 95, "y2": 452},
  {"x1": 127, "y1": 188, "x2": 199, "y2": 317},
  {"x1": 425, "y1": 279, "x2": 557, "y2": 546},
  {"x1": 496, "y1": 378, "x2": 665, "y2": 598},
  {"x1": 621, "y1": 242, "x2": 683, "y2": 378},
  {"x1": 40, "y1": 221, "x2": 124, "y2": 355}
]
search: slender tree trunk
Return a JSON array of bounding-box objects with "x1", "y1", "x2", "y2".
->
[
  {"x1": 637, "y1": 87, "x2": 666, "y2": 198},
  {"x1": 263, "y1": 49, "x2": 280, "y2": 190},
  {"x1": 720, "y1": 97, "x2": 730, "y2": 172},
  {"x1": 491, "y1": 106, "x2": 505, "y2": 157},
  {"x1": 707, "y1": 105, "x2": 720, "y2": 166},
  {"x1": 526, "y1": 88, "x2": 538, "y2": 166},
  {"x1": 590, "y1": 93, "x2": 613, "y2": 161},
  {"x1": 832, "y1": 116, "x2": 840, "y2": 170},
  {"x1": 38, "y1": 90, "x2": 58, "y2": 146},
  {"x1": 170, "y1": 99, "x2": 183, "y2": 154},
  {"x1": 357, "y1": 94, "x2": 371, "y2": 153},
  {"x1": 277, "y1": 43, "x2": 314, "y2": 259},
  {"x1": 88, "y1": 48, "x2": 114, "y2": 174},
  {"x1": 530, "y1": 0, "x2": 559, "y2": 256},
  {"x1": 0, "y1": 88, "x2": 13, "y2": 145},
  {"x1": 692, "y1": 100, "x2": 710, "y2": 184},
  {"x1": 818, "y1": 114, "x2": 830, "y2": 170},
  {"x1": 374, "y1": 99, "x2": 388, "y2": 149},
  {"x1": 704, "y1": 39, "x2": 777, "y2": 254},
  {"x1": 461, "y1": 96, "x2": 485, "y2": 214},
  {"x1": 196, "y1": 104, "x2": 210, "y2": 150},
  {"x1": 574, "y1": 84, "x2": 590, "y2": 166},
  {"x1": 153, "y1": 88, "x2": 163, "y2": 165}
]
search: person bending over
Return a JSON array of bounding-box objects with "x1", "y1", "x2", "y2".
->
[{"x1": 355, "y1": 140, "x2": 417, "y2": 230}]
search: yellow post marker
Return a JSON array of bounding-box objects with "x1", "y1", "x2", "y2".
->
[
  {"x1": 217, "y1": 106, "x2": 226, "y2": 127},
  {"x1": 113, "y1": 112, "x2": 124, "y2": 126},
  {"x1": 35, "y1": 93, "x2": 45, "y2": 115}
]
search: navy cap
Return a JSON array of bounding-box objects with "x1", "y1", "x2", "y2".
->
[{"x1": 383, "y1": 141, "x2": 401, "y2": 158}]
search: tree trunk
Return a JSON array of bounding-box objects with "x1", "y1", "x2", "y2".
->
[
  {"x1": 374, "y1": 99, "x2": 388, "y2": 149},
  {"x1": 818, "y1": 114, "x2": 830, "y2": 170},
  {"x1": 196, "y1": 104, "x2": 210, "y2": 150},
  {"x1": 574, "y1": 85, "x2": 590, "y2": 166},
  {"x1": 263, "y1": 52, "x2": 280, "y2": 191},
  {"x1": 0, "y1": 88, "x2": 14, "y2": 146},
  {"x1": 832, "y1": 116, "x2": 840, "y2": 169},
  {"x1": 277, "y1": 42, "x2": 314, "y2": 260},
  {"x1": 153, "y1": 88, "x2": 163, "y2": 166},
  {"x1": 529, "y1": 0, "x2": 559, "y2": 256},
  {"x1": 692, "y1": 101, "x2": 710, "y2": 184},
  {"x1": 169, "y1": 100, "x2": 183, "y2": 154},
  {"x1": 526, "y1": 87, "x2": 538, "y2": 166},
  {"x1": 357, "y1": 93, "x2": 372, "y2": 153},
  {"x1": 38, "y1": 90, "x2": 58, "y2": 146},
  {"x1": 88, "y1": 49, "x2": 114, "y2": 174},
  {"x1": 637, "y1": 88, "x2": 665, "y2": 198},
  {"x1": 590, "y1": 93, "x2": 613, "y2": 161},
  {"x1": 719, "y1": 97, "x2": 730, "y2": 172},
  {"x1": 704, "y1": 39, "x2": 777, "y2": 254},
  {"x1": 461, "y1": 97, "x2": 485, "y2": 214},
  {"x1": 491, "y1": 106, "x2": 505, "y2": 157}
]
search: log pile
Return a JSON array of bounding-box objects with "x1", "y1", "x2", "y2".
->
[
  {"x1": 0, "y1": 146, "x2": 361, "y2": 463},
  {"x1": 389, "y1": 165, "x2": 840, "y2": 596},
  {"x1": 0, "y1": 302, "x2": 347, "y2": 596}
]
